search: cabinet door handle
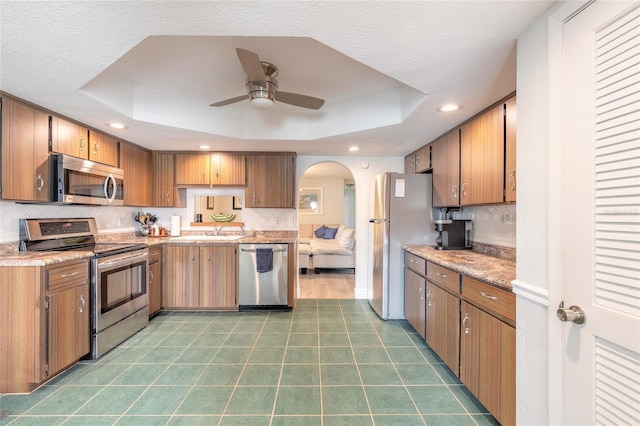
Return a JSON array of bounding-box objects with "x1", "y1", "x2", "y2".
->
[
  {"x1": 480, "y1": 291, "x2": 497, "y2": 300},
  {"x1": 165, "y1": 191, "x2": 170, "y2": 202},
  {"x1": 191, "y1": 254, "x2": 195, "y2": 261},
  {"x1": 61, "y1": 271, "x2": 79, "y2": 278},
  {"x1": 93, "y1": 142, "x2": 99, "y2": 155},
  {"x1": 418, "y1": 285, "x2": 425, "y2": 300},
  {"x1": 149, "y1": 270, "x2": 154, "y2": 283},
  {"x1": 202, "y1": 169, "x2": 206, "y2": 182},
  {"x1": 36, "y1": 174, "x2": 44, "y2": 191},
  {"x1": 79, "y1": 137, "x2": 85, "y2": 152},
  {"x1": 216, "y1": 169, "x2": 219, "y2": 180},
  {"x1": 452, "y1": 184, "x2": 458, "y2": 199},
  {"x1": 426, "y1": 291, "x2": 432, "y2": 306},
  {"x1": 509, "y1": 170, "x2": 516, "y2": 192},
  {"x1": 462, "y1": 312, "x2": 470, "y2": 334},
  {"x1": 436, "y1": 272, "x2": 448, "y2": 278},
  {"x1": 461, "y1": 182, "x2": 467, "y2": 198},
  {"x1": 79, "y1": 294, "x2": 86, "y2": 313},
  {"x1": 207, "y1": 254, "x2": 211, "y2": 262}
]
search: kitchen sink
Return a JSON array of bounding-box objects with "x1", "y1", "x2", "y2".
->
[{"x1": 172, "y1": 235, "x2": 245, "y2": 241}]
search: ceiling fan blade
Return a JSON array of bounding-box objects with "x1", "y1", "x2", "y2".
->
[
  {"x1": 275, "y1": 92, "x2": 325, "y2": 110},
  {"x1": 209, "y1": 94, "x2": 248, "y2": 107},
  {"x1": 236, "y1": 48, "x2": 266, "y2": 83}
]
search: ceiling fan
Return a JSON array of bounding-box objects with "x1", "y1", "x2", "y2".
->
[{"x1": 210, "y1": 48, "x2": 325, "y2": 110}]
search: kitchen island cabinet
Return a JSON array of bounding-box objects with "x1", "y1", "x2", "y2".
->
[
  {"x1": 164, "y1": 244, "x2": 237, "y2": 309},
  {"x1": 0, "y1": 96, "x2": 51, "y2": 202},
  {"x1": 245, "y1": 153, "x2": 296, "y2": 208},
  {"x1": 0, "y1": 257, "x2": 90, "y2": 394}
]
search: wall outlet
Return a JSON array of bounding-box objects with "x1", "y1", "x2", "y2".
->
[{"x1": 501, "y1": 213, "x2": 516, "y2": 224}]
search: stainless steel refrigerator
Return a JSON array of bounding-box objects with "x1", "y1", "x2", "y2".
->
[{"x1": 369, "y1": 172, "x2": 437, "y2": 319}]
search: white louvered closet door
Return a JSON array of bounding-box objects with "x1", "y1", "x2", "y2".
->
[{"x1": 561, "y1": 1, "x2": 640, "y2": 424}]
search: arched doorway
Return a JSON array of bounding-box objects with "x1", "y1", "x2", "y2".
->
[{"x1": 297, "y1": 161, "x2": 356, "y2": 299}]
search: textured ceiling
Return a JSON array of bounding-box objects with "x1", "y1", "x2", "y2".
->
[{"x1": 0, "y1": 1, "x2": 556, "y2": 156}]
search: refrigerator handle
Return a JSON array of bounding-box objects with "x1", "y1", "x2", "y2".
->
[{"x1": 369, "y1": 219, "x2": 388, "y2": 223}]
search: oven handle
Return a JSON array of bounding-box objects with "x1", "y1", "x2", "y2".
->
[
  {"x1": 97, "y1": 251, "x2": 148, "y2": 269},
  {"x1": 104, "y1": 173, "x2": 117, "y2": 204}
]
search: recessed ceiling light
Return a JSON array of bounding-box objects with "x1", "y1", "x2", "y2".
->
[
  {"x1": 349, "y1": 146, "x2": 360, "y2": 152},
  {"x1": 438, "y1": 104, "x2": 461, "y2": 112},
  {"x1": 199, "y1": 145, "x2": 210, "y2": 150},
  {"x1": 108, "y1": 122, "x2": 128, "y2": 129}
]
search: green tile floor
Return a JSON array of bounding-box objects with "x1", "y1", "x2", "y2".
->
[{"x1": 0, "y1": 299, "x2": 498, "y2": 425}]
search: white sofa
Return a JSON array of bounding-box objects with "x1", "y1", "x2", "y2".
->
[{"x1": 298, "y1": 224, "x2": 356, "y2": 274}]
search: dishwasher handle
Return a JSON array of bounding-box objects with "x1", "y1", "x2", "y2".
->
[{"x1": 240, "y1": 248, "x2": 286, "y2": 253}]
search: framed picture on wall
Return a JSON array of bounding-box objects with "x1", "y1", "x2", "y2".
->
[
  {"x1": 299, "y1": 187, "x2": 323, "y2": 215},
  {"x1": 207, "y1": 196, "x2": 215, "y2": 210}
]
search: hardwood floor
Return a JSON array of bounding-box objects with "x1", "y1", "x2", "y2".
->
[{"x1": 298, "y1": 269, "x2": 355, "y2": 299}]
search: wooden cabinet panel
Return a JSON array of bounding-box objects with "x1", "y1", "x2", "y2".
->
[
  {"x1": 414, "y1": 144, "x2": 432, "y2": 173},
  {"x1": 505, "y1": 95, "x2": 517, "y2": 202},
  {"x1": 51, "y1": 117, "x2": 89, "y2": 159},
  {"x1": 1, "y1": 98, "x2": 50, "y2": 202},
  {"x1": 212, "y1": 153, "x2": 245, "y2": 185},
  {"x1": 164, "y1": 245, "x2": 200, "y2": 308},
  {"x1": 460, "y1": 300, "x2": 516, "y2": 426},
  {"x1": 199, "y1": 245, "x2": 237, "y2": 308},
  {"x1": 404, "y1": 153, "x2": 416, "y2": 173},
  {"x1": 47, "y1": 287, "x2": 77, "y2": 376},
  {"x1": 148, "y1": 245, "x2": 163, "y2": 315},
  {"x1": 88, "y1": 130, "x2": 119, "y2": 167},
  {"x1": 75, "y1": 284, "x2": 90, "y2": 361},
  {"x1": 404, "y1": 268, "x2": 426, "y2": 339},
  {"x1": 0, "y1": 266, "x2": 45, "y2": 393},
  {"x1": 426, "y1": 261, "x2": 460, "y2": 295},
  {"x1": 405, "y1": 252, "x2": 426, "y2": 275},
  {"x1": 432, "y1": 130, "x2": 460, "y2": 207},
  {"x1": 460, "y1": 103, "x2": 504, "y2": 205},
  {"x1": 462, "y1": 276, "x2": 515, "y2": 325},
  {"x1": 164, "y1": 245, "x2": 237, "y2": 309},
  {"x1": 120, "y1": 142, "x2": 151, "y2": 206},
  {"x1": 152, "y1": 152, "x2": 175, "y2": 207},
  {"x1": 175, "y1": 154, "x2": 210, "y2": 185},
  {"x1": 245, "y1": 153, "x2": 296, "y2": 208},
  {"x1": 426, "y1": 282, "x2": 460, "y2": 375}
]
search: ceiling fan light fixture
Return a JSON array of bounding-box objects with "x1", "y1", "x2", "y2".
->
[{"x1": 250, "y1": 96, "x2": 275, "y2": 109}]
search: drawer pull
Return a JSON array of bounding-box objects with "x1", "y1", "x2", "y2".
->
[
  {"x1": 61, "y1": 272, "x2": 79, "y2": 278},
  {"x1": 480, "y1": 291, "x2": 497, "y2": 300},
  {"x1": 436, "y1": 272, "x2": 448, "y2": 278}
]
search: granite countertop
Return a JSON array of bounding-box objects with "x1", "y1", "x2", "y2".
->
[
  {"x1": 403, "y1": 245, "x2": 516, "y2": 292},
  {"x1": 0, "y1": 231, "x2": 298, "y2": 266}
]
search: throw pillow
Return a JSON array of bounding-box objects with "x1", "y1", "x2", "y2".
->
[
  {"x1": 314, "y1": 225, "x2": 326, "y2": 238},
  {"x1": 323, "y1": 227, "x2": 338, "y2": 239},
  {"x1": 339, "y1": 228, "x2": 356, "y2": 249},
  {"x1": 335, "y1": 225, "x2": 346, "y2": 241}
]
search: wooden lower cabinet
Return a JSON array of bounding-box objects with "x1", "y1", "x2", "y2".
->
[
  {"x1": 460, "y1": 301, "x2": 515, "y2": 426},
  {"x1": 148, "y1": 245, "x2": 163, "y2": 315},
  {"x1": 164, "y1": 245, "x2": 238, "y2": 309},
  {"x1": 0, "y1": 258, "x2": 90, "y2": 394},
  {"x1": 425, "y1": 281, "x2": 460, "y2": 376},
  {"x1": 404, "y1": 268, "x2": 426, "y2": 339}
]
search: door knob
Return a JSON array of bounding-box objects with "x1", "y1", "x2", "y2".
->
[{"x1": 556, "y1": 301, "x2": 586, "y2": 324}]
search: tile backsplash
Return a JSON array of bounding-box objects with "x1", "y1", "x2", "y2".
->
[{"x1": 461, "y1": 204, "x2": 516, "y2": 248}]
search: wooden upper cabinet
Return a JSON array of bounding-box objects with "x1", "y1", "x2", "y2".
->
[
  {"x1": 432, "y1": 130, "x2": 460, "y2": 207},
  {"x1": 212, "y1": 153, "x2": 245, "y2": 185},
  {"x1": 88, "y1": 130, "x2": 119, "y2": 167},
  {"x1": 51, "y1": 116, "x2": 89, "y2": 159},
  {"x1": 414, "y1": 144, "x2": 432, "y2": 173},
  {"x1": 175, "y1": 154, "x2": 211, "y2": 185},
  {"x1": 119, "y1": 142, "x2": 151, "y2": 206},
  {"x1": 505, "y1": 95, "x2": 516, "y2": 203},
  {"x1": 460, "y1": 103, "x2": 504, "y2": 205},
  {"x1": 245, "y1": 153, "x2": 296, "y2": 208},
  {"x1": 152, "y1": 152, "x2": 175, "y2": 207},
  {"x1": 404, "y1": 152, "x2": 416, "y2": 174},
  {"x1": 1, "y1": 97, "x2": 50, "y2": 202},
  {"x1": 175, "y1": 153, "x2": 245, "y2": 186}
]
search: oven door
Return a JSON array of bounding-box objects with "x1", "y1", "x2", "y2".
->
[{"x1": 92, "y1": 248, "x2": 149, "y2": 332}]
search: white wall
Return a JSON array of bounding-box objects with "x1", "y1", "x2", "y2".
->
[
  {"x1": 299, "y1": 176, "x2": 345, "y2": 225},
  {"x1": 514, "y1": 2, "x2": 578, "y2": 424}
]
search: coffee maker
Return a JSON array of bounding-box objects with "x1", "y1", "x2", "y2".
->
[{"x1": 434, "y1": 219, "x2": 473, "y2": 250}]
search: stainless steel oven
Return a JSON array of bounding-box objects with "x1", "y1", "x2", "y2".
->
[
  {"x1": 92, "y1": 247, "x2": 149, "y2": 358},
  {"x1": 19, "y1": 218, "x2": 149, "y2": 359}
]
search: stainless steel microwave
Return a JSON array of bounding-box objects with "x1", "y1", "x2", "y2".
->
[{"x1": 51, "y1": 154, "x2": 125, "y2": 206}]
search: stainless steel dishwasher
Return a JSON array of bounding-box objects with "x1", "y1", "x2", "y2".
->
[{"x1": 238, "y1": 243, "x2": 290, "y2": 310}]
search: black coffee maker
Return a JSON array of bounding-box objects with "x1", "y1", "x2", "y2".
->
[{"x1": 434, "y1": 219, "x2": 473, "y2": 250}]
